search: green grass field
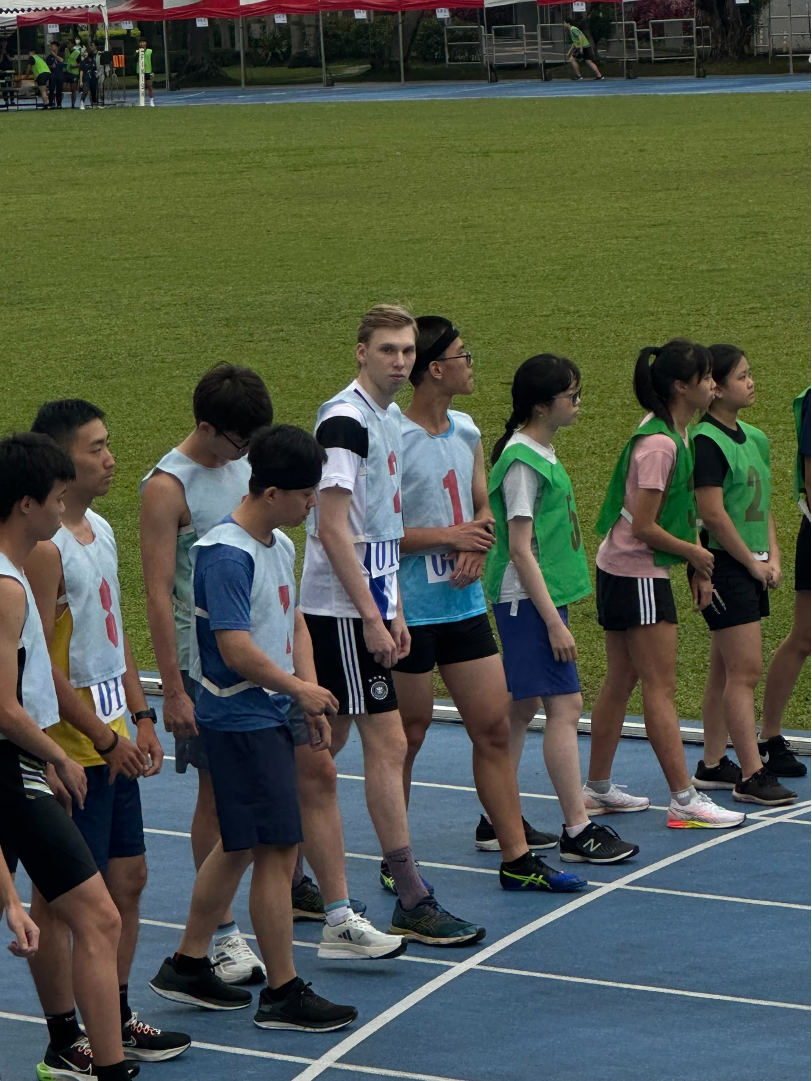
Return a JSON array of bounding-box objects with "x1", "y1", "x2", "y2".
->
[{"x1": 3, "y1": 91, "x2": 809, "y2": 725}]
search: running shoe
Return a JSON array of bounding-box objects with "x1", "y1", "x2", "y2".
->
[
  {"x1": 36, "y1": 1038, "x2": 140, "y2": 1079},
  {"x1": 474, "y1": 814, "x2": 557, "y2": 852},
  {"x1": 149, "y1": 956, "x2": 252, "y2": 1010},
  {"x1": 758, "y1": 735, "x2": 808, "y2": 777},
  {"x1": 291, "y1": 874, "x2": 366, "y2": 921},
  {"x1": 733, "y1": 768, "x2": 797, "y2": 806},
  {"x1": 253, "y1": 978, "x2": 357, "y2": 1032},
  {"x1": 559, "y1": 822, "x2": 639, "y2": 864},
  {"x1": 212, "y1": 933, "x2": 266, "y2": 985},
  {"x1": 317, "y1": 913, "x2": 407, "y2": 960},
  {"x1": 583, "y1": 782, "x2": 650, "y2": 815},
  {"x1": 667, "y1": 792, "x2": 746, "y2": 829},
  {"x1": 389, "y1": 898, "x2": 485, "y2": 946},
  {"x1": 499, "y1": 853, "x2": 587, "y2": 892},
  {"x1": 691, "y1": 755, "x2": 742, "y2": 790},
  {"x1": 379, "y1": 860, "x2": 434, "y2": 896},
  {"x1": 121, "y1": 1012, "x2": 191, "y2": 1061}
]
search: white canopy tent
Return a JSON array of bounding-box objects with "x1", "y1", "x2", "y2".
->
[{"x1": 0, "y1": 0, "x2": 108, "y2": 75}]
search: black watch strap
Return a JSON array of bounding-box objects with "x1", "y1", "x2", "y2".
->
[{"x1": 132, "y1": 708, "x2": 158, "y2": 724}]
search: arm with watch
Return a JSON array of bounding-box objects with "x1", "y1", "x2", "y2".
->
[{"x1": 123, "y1": 633, "x2": 164, "y2": 777}]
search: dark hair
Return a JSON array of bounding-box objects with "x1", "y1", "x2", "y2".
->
[
  {"x1": 31, "y1": 399, "x2": 105, "y2": 449},
  {"x1": 708, "y1": 343, "x2": 746, "y2": 386},
  {"x1": 0, "y1": 433, "x2": 75, "y2": 522},
  {"x1": 633, "y1": 339, "x2": 712, "y2": 430},
  {"x1": 411, "y1": 315, "x2": 458, "y2": 386},
  {"x1": 193, "y1": 363, "x2": 273, "y2": 441},
  {"x1": 491, "y1": 353, "x2": 580, "y2": 465},
  {"x1": 247, "y1": 424, "x2": 326, "y2": 495}
]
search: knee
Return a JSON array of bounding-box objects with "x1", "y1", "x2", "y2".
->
[
  {"x1": 726, "y1": 662, "x2": 762, "y2": 692},
  {"x1": 470, "y1": 714, "x2": 511, "y2": 754},
  {"x1": 75, "y1": 894, "x2": 121, "y2": 949},
  {"x1": 117, "y1": 857, "x2": 149, "y2": 902},
  {"x1": 641, "y1": 673, "x2": 676, "y2": 702},
  {"x1": 401, "y1": 718, "x2": 429, "y2": 761},
  {"x1": 297, "y1": 748, "x2": 338, "y2": 800}
]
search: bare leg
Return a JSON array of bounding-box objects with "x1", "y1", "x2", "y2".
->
[
  {"x1": 541, "y1": 693, "x2": 587, "y2": 828},
  {"x1": 248, "y1": 845, "x2": 298, "y2": 989},
  {"x1": 703, "y1": 625, "x2": 764, "y2": 778},
  {"x1": 508, "y1": 695, "x2": 538, "y2": 773},
  {"x1": 586, "y1": 59, "x2": 603, "y2": 77},
  {"x1": 587, "y1": 631, "x2": 638, "y2": 781},
  {"x1": 569, "y1": 57, "x2": 581, "y2": 77},
  {"x1": 354, "y1": 711, "x2": 410, "y2": 852},
  {"x1": 701, "y1": 634, "x2": 729, "y2": 767},
  {"x1": 295, "y1": 744, "x2": 348, "y2": 906},
  {"x1": 191, "y1": 768, "x2": 235, "y2": 927},
  {"x1": 104, "y1": 855, "x2": 148, "y2": 985},
  {"x1": 391, "y1": 670, "x2": 435, "y2": 807},
  {"x1": 761, "y1": 591, "x2": 811, "y2": 737},
  {"x1": 177, "y1": 843, "x2": 252, "y2": 959},
  {"x1": 27, "y1": 887, "x2": 73, "y2": 1016}
]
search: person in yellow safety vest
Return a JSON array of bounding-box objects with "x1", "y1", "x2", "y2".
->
[
  {"x1": 136, "y1": 37, "x2": 155, "y2": 106},
  {"x1": 563, "y1": 17, "x2": 605, "y2": 81},
  {"x1": 25, "y1": 49, "x2": 51, "y2": 109},
  {"x1": 63, "y1": 41, "x2": 81, "y2": 108}
]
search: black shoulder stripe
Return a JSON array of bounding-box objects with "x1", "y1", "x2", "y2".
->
[{"x1": 316, "y1": 416, "x2": 369, "y2": 458}]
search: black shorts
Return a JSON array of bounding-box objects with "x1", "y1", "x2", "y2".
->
[
  {"x1": 143, "y1": 73, "x2": 153, "y2": 82},
  {"x1": 72, "y1": 766, "x2": 145, "y2": 874},
  {"x1": 596, "y1": 567, "x2": 678, "y2": 631},
  {"x1": 198, "y1": 724, "x2": 302, "y2": 852},
  {"x1": 304, "y1": 614, "x2": 398, "y2": 716},
  {"x1": 35, "y1": 72, "x2": 50, "y2": 86},
  {"x1": 0, "y1": 741, "x2": 98, "y2": 902},
  {"x1": 394, "y1": 613, "x2": 498, "y2": 675},
  {"x1": 691, "y1": 551, "x2": 770, "y2": 631},
  {"x1": 796, "y1": 517, "x2": 810, "y2": 592},
  {"x1": 575, "y1": 46, "x2": 594, "y2": 61},
  {"x1": 175, "y1": 671, "x2": 209, "y2": 774},
  {"x1": 63, "y1": 71, "x2": 77, "y2": 83}
]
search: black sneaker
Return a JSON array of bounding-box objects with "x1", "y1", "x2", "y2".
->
[
  {"x1": 758, "y1": 735, "x2": 808, "y2": 777},
  {"x1": 691, "y1": 755, "x2": 742, "y2": 790},
  {"x1": 559, "y1": 822, "x2": 639, "y2": 864},
  {"x1": 149, "y1": 956, "x2": 252, "y2": 1011},
  {"x1": 733, "y1": 768, "x2": 798, "y2": 806},
  {"x1": 253, "y1": 978, "x2": 357, "y2": 1032},
  {"x1": 474, "y1": 814, "x2": 557, "y2": 852},
  {"x1": 37, "y1": 1038, "x2": 140, "y2": 1079},
  {"x1": 499, "y1": 852, "x2": 587, "y2": 892},
  {"x1": 291, "y1": 874, "x2": 367, "y2": 921},
  {"x1": 121, "y1": 1012, "x2": 191, "y2": 1061},
  {"x1": 389, "y1": 897, "x2": 485, "y2": 946}
]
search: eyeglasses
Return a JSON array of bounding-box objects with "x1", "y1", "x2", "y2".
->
[
  {"x1": 217, "y1": 430, "x2": 250, "y2": 452},
  {"x1": 553, "y1": 389, "x2": 582, "y2": 404},
  {"x1": 433, "y1": 352, "x2": 473, "y2": 368}
]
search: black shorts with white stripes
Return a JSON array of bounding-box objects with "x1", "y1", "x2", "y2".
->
[
  {"x1": 596, "y1": 567, "x2": 678, "y2": 631},
  {"x1": 303, "y1": 614, "x2": 398, "y2": 717}
]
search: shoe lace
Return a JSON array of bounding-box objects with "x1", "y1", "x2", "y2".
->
[
  {"x1": 590, "y1": 823, "x2": 621, "y2": 841},
  {"x1": 67, "y1": 1037, "x2": 93, "y2": 1060},
  {"x1": 344, "y1": 913, "x2": 376, "y2": 934},
  {"x1": 125, "y1": 1012, "x2": 161, "y2": 1037},
  {"x1": 216, "y1": 935, "x2": 258, "y2": 963}
]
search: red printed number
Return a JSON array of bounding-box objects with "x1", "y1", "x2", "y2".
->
[
  {"x1": 278, "y1": 585, "x2": 292, "y2": 654},
  {"x1": 442, "y1": 469, "x2": 464, "y2": 525},
  {"x1": 99, "y1": 579, "x2": 119, "y2": 647},
  {"x1": 388, "y1": 451, "x2": 401, "y2": 513}
]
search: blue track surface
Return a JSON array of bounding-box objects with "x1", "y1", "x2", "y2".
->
[
  {"x1": 1, "y1": 706, "x2": 809, "y2": 1081},
  {"x1": 134, "y1": 73, "x2": 810, "y2": 109}
]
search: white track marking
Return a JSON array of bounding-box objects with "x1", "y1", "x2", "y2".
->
[
  {"x1": 621, "y1": 885, "x2": 809, "y2": 910},
  {"x1": 746, "y1": 800, "x2": 811, "y2": 820},
  {"x1": 287, "y1": 805, "x2": 806, "y2": 1081},
  {"x1": 478, "y1": 967, "x2": 810, "y2": 1011}
]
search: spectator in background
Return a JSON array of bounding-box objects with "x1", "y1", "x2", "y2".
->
[
  {"x1": 136, "y1": 36, "x2": 155, "y2": 106},
  {"x1": 63, "y1": 40, "x2": 80, "y2": 108},
  {"x1": 563, "y1": 17, "x2": 604, "y2": 81},
  {"x1": 78, "y1": 47, "x2": 100, "y2": 110},
  {"x1": 25, "y1": 49, "x2": 51, "y2": 109},
  {"x1": 46, "y1": 41, "x2": 65, "y2": 109},
  {"x1": 0, "y1": 40, "x2": 13, "y2": 108}
]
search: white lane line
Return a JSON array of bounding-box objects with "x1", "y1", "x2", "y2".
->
[
  {"x1": 286, "y1": 804, "x2": 806, "y2": 1081},
  {"x1": 747, "y1": 800, "x2": 812, "y2": 820},
  {"x1": 478, "y1": 967, "x2": 810, "y2": 1012},
  {"x1": 621, "y1": 885, "x2": 810, "y2": 911}
]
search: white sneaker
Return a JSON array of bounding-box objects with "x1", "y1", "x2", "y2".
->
[
  {"x1": 149, "y1": 99, "x2": 155, "y2": 107},
  {"x1": 317, "y1": 913, "x2": 406, "y2": 961},
  {"x1": 212, "y1": 934, "x2": 266, "y2": 984},
  {"x1": 667, "y1": 791, "x2": 746, "y2": 830},
  {"x1": 583, "y1": 783, "x2": 650, "y2": 815},
  {"x1": 79, "y1": 100, "x2": 85, "y2": 110}
]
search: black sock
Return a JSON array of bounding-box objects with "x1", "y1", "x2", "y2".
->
[
  {"x1": 119, "y1": 984, "x2": 131, "y2": 1026},
  {"x1": 265, "y1": 976, "x2": 300, "y2": 1001},
  {"x1": 45, "y1": 1008, "x2": 82, "y2": 1051},
  {"x1": 95, "y1": 1063, "x2": 130, "y2": 1081},
  {"x1": 503, "y1": 851, "x2": 534, "y2": 871},
  {"x1": 173, "y1": 952, "x2": 210, "y2": 975}
]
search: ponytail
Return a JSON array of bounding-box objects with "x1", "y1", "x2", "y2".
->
[
  {"x1": 490, "y1": 411, "x2": 520, "y2": 466},
  {"x1": 633, "y1": 339, "x2": 712, "y2": 431},
  {"x1": 490, "y1": 353, "x2": 580, "y2": 466}
]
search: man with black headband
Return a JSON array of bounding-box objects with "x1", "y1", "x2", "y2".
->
[
  {"x1": 150, "y1": 425, "x2": 367, "y2": 1031},
  {"x1": 393, "y1": 317, "x2": 570, "y2": 890}
]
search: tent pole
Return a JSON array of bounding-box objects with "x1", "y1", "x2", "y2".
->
[
  {"x1": 16, "y1": 26, "x2": 21, "y2": 74},
  {"x1": 319, "y1": 11, "x2": 328, "y2": 87},
  {"x1": 162, "y1": 20, "x2": 170, "y2": 91},
  {"x1": 397, "y1": 10, "x2": 405, "y2": 82},
  {"x1": 239, "y1": 17, "x2": 246, "y2": 88},
  {"x1": 621, "y1": 0, "x2": 627, "y2": 79}
]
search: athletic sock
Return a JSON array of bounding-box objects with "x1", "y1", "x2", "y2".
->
[
  {"x1": 173, "y1": 952, "x2": 210, "y2": 975},
  {"x1": 672, "y1": 786, "x2": 698, "y2": 806},
  {"x1": 384, "y1": 845, "x2": 430, "y2": 911},
  {"x1": 118, "y1": 984, "x2": 132, "y2": 1026},
  {"x1": 291, "y1": 849, "x2": 305, "y2": 890},
  {"x1": 45, "y1": 1008, "x2": 82, "y2": 1051},
  {"x1": 565, "y1": 821, "x2": 590, "y2": 839},
  {"x1": 266, "y1": 976, "x2": 299, "y2": 1001},
  {"x1": 95, "y1": 1063, "x2": 130, "y2": 1081},
  {"x1": 324, "y1": 899, "x2": 351, "y2": 927},
  {"x1": 502, "y1": 851, "x2": 534, "y2": 871},
  {"x1": 585, "y1": 779, "x2": 611, "y2": 794},
  {"x1": 212, "y1": 920, "x2": 238, "y2": 944}
]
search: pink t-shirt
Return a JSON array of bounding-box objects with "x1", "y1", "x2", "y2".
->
[{"x1": 596, "y1": 432, "x2": 683, "y2": 579}]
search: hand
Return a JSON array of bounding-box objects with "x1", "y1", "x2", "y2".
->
[
  {"x1": 136, "y1": 721, "x2": 164, "y2": 778},
  {"x1": 390, "y1": 614, "x2": 411, "y2": 661},
  {"x1": 747, "y1": 558, "x2": 771, "y2": 590},
  {"x1": 5, "y1": 901, "x2": 39, "y2": 959},
  {"x1": 102, "y1": 733, "x2": 148, "y2": 783},
  {"x1": 305, "y1": 714, "x2": 331, "y2": 753},
  {"x1": 688, "y1": 546, "x2": 714, "y2": 578},
  {"x1": 449, "y1": 550, "x2": 486, "y2": 589},
  {"x1": 548, "y1": 617, "x2": 577, "y2": 664},
  {"x1": 45, "y1": 763, "x2": 73, "y2": 812},
  {"x1": 765, "y1": 560, "x2": 783, "y2": 590},
  {"x1": 362, "y1": 616, "x2": 399, "y2": 669},
  {"x1": 294, "y1": 680, "x2": 339, "y2": 718},
  {"x1": 690, "y1": 571, "x2": 713, "y2": 611},
  {"x1": 448, "y1": 520, "x2": 495, "y2": 553},
  {"x1": 54, "y1": 756, "x2": 87, "y2": 810},
  {"x1": 162, "y1": 688, "x2": 198, "y2": 740}
]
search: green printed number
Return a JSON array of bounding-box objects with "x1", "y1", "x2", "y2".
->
[
  {"x1": 745, "y1": 466, "x2": 765, "y2": 522},
  {"x1": 567, "y1": 493, "x2": 582, "y2": 551}
]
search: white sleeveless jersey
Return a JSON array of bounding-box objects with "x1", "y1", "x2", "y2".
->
[
  {"x1": 52, "y1": 510, "x2": 126, "y2": 689},
  {"x1": 398, "y1": 410, "x2": 487, "y2": 626},
  {"x1": 0, "y1": 554, "x2": 59, "y2": 736}
]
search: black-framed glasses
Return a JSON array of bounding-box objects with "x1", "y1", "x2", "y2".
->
[
  {"x1": 434, "y1": 352, "x2": 473, "y2": 368},
  {"x1": 553, "y1": 388, "x2": 582, "y2": 404},
  {"x1": 217, "y1": 429, "x2": 250, "y2": 452}
]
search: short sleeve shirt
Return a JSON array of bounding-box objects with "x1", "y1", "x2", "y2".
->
[{"x1": 497, "y1": 432, "x2": 556, "y2": 603}]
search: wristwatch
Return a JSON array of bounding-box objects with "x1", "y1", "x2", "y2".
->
[{"x1": 132, "y1": 707, "x2": 158, "y2": 725}]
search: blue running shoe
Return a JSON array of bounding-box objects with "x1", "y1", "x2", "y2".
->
[
  {"x1": 499, "y1": 853, "x2": 587, "y2": 892},
  {"x1": 389, "y1": 898, "x2": 485, "y2": 946},
  {"x1": 379, "y1": 860, "x2": 434, "y2": 897}
]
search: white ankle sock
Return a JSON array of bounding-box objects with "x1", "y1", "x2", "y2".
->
[
  {"x1": 324, "y1": 900, "x2": 352, "y2": 927},
  {"x1": 565, "y1": 821, "x2": 590, "y2": 839}
]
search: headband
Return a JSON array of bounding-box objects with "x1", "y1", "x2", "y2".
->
[
  {"x1": 251, "y1": 466, "x2": 322, "y2": 492},
  {"x1": 413, "y1": 321, "x2": 460, "y2": 375}
]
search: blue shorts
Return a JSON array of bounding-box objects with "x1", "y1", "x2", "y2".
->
[
  {"x1": 493, "y1": 599, "x2": 581, "y2": 700},
  {"x1": 71, "y1": 766, "x2": 145, "y2": 875},
  {"x1": 198, "y1": 724, "x2": 302, "y2": 852}
]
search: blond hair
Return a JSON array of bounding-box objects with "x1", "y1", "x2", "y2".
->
[{"x1": 357, "y1": 304, "x2": 417, "y2": 346}]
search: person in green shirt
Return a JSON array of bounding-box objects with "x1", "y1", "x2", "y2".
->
[
  {"x1": 563, "y1": 17, "x2": 604, "y2": 81},
  {"x1": 691, "y1": 345, "x2": 796, "y2": 807},
  {"x1": 25, "y1": 50, "x2": 51, "y2": 109},
  {"x1": 486, "y1": 353, "x2": 638, "y2": 866},
  {"x1": 136, "y1": 36, "x2": 155, "y2": 106},
  {"x1": 63, "y1": 41, "x2": 81, "y2": 109}
]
